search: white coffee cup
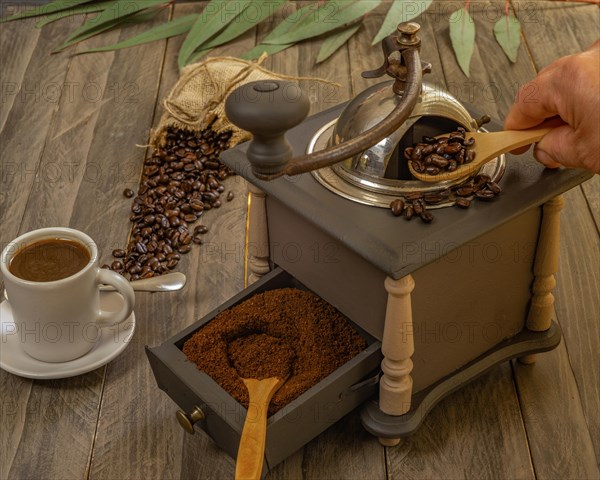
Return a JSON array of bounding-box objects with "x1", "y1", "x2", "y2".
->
[{"x1": 1, "y1": 227, "x2": 135, "y2": 363}]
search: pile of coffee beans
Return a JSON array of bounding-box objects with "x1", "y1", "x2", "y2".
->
[
  {"x1": 104, "y1": 127, "x2": 234, "y2": 280},
  {"x1": 405, "y1": 127, "x2": 475, "y2": 176},
  {"x1": 389, "y1": 173, "x2": 502, "y2": 223}
]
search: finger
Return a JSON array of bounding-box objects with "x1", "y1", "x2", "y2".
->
[
  {"x1": 509, "y1": 145, "x2": 533, "y2": 156},
  {"x1": 507, "y1": 118, "x2": 565, "y2": 155},
  {"x1": 504, "y1": 68, "x2": 562, "y2": 131},
  {"x1": 534, "y1": 124, "x2": 579, "y2": 169}
]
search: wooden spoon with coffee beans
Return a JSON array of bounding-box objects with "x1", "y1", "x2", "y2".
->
[
  {"x1": 409, "y1": 127, "x2": 552, "y2": 183},
  {"x1": 229, "y1": 334, "x2": 295, "y2": 480}
]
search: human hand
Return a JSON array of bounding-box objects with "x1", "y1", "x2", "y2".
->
[{"x1": 504, "y1": 40, "x2": 600, "y2": 174}]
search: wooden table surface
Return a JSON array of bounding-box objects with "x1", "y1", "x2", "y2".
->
[{"x1": 1, "y1": 1, "x2": 599, "y2": 479}]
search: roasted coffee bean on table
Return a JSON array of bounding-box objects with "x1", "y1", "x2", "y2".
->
[
  {"x1": 388, "y1": 174, "x2": 502, "y2": 223},
  {"x1": 405, "y1": 127, "x2": 476, "y2": 177},
  {"x1": 108, "y1": 127, "x2": 235, "y2": 280}
]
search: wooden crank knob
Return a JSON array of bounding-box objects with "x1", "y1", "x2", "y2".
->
[{"x1": 225, "y1": 80, "x2": 310, "y2": 179}]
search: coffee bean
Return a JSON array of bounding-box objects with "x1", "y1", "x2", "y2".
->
[
  {"x1": 423, "y1": 193, "x2": 445, "y2": 204},
  {"x1": 405, "y1": 192, "x2": 423, "y2": 201},
  {"x1": 192, "y1": 235, "x2": 203, "y2": 245},
  {"x1": 178, "y1": 245, "x2": 192, "y2": 254},
  {"x1": 111, "y1": 261, "x2": 124, "y2": 272},
  {"x1": 456, "y1": 186, "x2": 474, "y2": 197},
  {"x1": 112, "y1": 249, "x2": 126, "y2": 258},
  {"x1": 194, "y1": 225, "x2": 209, "y2": 235},
  {"x1": 183, "y1": 214, "x2": 197, "y2": 223},
  {"x1": 486, "y1": 181, "x2": 502, "y2": 194},
  {"x1": 227, "y1": 191, "x2": 234, "y2": 202},
  {"x1": 455, "y1": 197, "x2": 471, "y2": 209},
  {"x1": 413, "y1": 199, "x2": 425, "y2": 215},
  {"x1": 420, "y1": 211, "x2": 434, "y2": 223},
  {"x1": 390, "y1": 199, "x2": 405, "y2": 217},
  {"x1": 475, "y1": 189, "x2": 495, "y2": 201},
  {"x1": 123, "y1": 188, "x2": 134, "y2": 198}
]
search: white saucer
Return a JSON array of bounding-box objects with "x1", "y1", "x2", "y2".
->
[{"x1": 0, "y1": 292, "x2": 135, "y2": 380}]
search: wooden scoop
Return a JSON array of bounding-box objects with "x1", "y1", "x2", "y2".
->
[
  {"x1": 230, "y1": 334, "x2": 295, "y2": 480},
  {"x1": 409, "y1": 127, "x2": 552, "y2": 183},
  {"x1": 235, "y1": 377, "x2": 286, "y2": 480}
]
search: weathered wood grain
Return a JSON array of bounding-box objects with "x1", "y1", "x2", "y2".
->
[
  {"x1": 387, "y1": 364, "x2": 535, "y2": 480},
  {"x1": 0, "y1": 17, "x2": 75, "y2": 255},
  {"x1": 553, "y1": 187, "x2": 600, "y2": 465},
  {"x1": 513, "y1": 340, "x2": 600, "y2": 480},
  {"x1": 0, "y1": 7, "x2": 41, "y2": 133},
  {"x1": 581, "y1": 176, "x2": 599, "y2": 233}
]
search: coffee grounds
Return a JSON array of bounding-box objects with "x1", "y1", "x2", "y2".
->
[
  {"x1": 183, "y1": 288, "x2": 367, "y2": 416},
  {"x1": 228, "y1": 334, "x2": 295, "y2": 380}
]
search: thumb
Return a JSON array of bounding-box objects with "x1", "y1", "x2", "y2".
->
[{"x1": 534, "y1": 124, "x2": 578, "y2": 170}]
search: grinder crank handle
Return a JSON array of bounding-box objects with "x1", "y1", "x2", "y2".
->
[
  {"x1": 225, "y1": 81, "x2": 311, "y2": 179},
  {"x1": 225, "y1": 22, "x2": 426, "y2": 181}
]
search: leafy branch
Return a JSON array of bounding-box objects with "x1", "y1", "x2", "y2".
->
[{"x1": 0, "y1": 0, "x2": 593, "y2": 75}]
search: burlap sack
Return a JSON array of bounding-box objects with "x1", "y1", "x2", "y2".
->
[{"x1": 151, "y1": 55, "x2": 338, "y2": 149}]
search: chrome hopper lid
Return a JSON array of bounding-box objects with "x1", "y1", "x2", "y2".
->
[{"x1": 309, "y1": 81, "x2": 505, "y2": 208}]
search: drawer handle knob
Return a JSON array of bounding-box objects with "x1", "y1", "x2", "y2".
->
[{"x1": 176, "y1": 406, "x2": 205, "y2": 434}]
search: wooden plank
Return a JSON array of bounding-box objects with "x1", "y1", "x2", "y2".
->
[
  {"x1": 512, "y1": 341, "x2": 600, "y2": 479},
  {"x1": 0, "y1": 17, "x2": 76, "y2": 254},
  {"x1": 87, "y1": 3, "x2": 254, "y2": 478},
  {"x1": 581, "y1": 176, "x2": 599, "y2": 233},
  {"x1": 387, "y1": 365, "x2": 535, "y2": 480},
  {"x1": 0, "y1": 8, "x2": 41, "y2": 476},
  {"x1": 513, "y1": 1, "x2": 600, "y2": 71},
  {"x1": 0, "y1": 7, "x2": 41, "y2": 133},
  {"x1": 554, "y1": 187, "x2": 600, "y2": 465}
]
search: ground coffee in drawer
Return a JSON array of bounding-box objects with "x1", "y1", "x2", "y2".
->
[{"x1": 183, "y1": 288, "x2": 367, "y2": 415}]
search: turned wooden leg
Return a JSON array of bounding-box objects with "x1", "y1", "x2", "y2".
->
[
  {"x1": 378, "y1": 275, "x2": 415, "y2": 446},
  {"x1": 246, "y1": 184, "x2": 270, "y2": 286},
  {"x1": 520, "y1": 195, "x2": 564, "y2": 364}
]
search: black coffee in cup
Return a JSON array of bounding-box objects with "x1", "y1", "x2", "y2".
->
[{"x1": 9, "y1": 238, "x2": 91, "y2": 282}]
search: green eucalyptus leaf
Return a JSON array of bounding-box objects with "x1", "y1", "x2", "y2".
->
[
  {"x1": 241, "y1": 42, "x2": 292, "y2": 60},
  {"x1": 1, "y1": 0, "x2": 93, "y2": 23},
  {"x1": 78, "y1": 14, "x2": 199, "y2": 54},
  {"x1": 239, "y1": 2, "x2": 318, "y2": 61},
  {"x1": 187, "y1": 48, "x2": 213, "y2": 64},
  {"x1": 264, "y1": 0, "x2": 381, "y2": 45},
  {"x1": 60, "y1": 0, "x2": 168, "y2": 48},
  {"x1": 35, "y1": 1, "x2": 116, "y2": 28},
  {"x1": 54, "y1": 4, "x2": 165, "y2": 52},
  {"x1": 202, "y1": 0, "x2": 286, "y2": 49},
  {"x1": 449, "y1": 8, "x2": 475, "y2": 77},
  {"x1": 372, "y1": 0, "x2": 432, "y2": 45},
  {"x1": 186, "y1": 0, "x2": 286, "y2": 65},
  {"x1": 317, "y1": 22, "x2": 360, "y2": 63},
  {"x1": 494, "y1": 15, "x2": 521, "y2": 63},
  {"x1": 178, "y1": 0, "x2": 254, "y2": 69}
]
